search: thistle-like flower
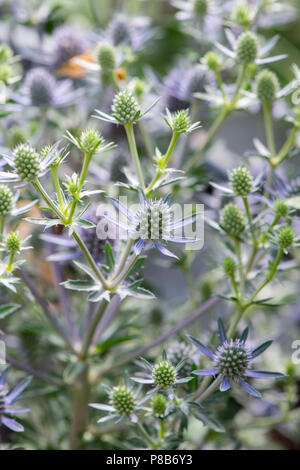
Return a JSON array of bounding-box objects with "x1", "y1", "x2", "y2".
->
[
  {"x1": 94, "y1": 89, "x2": 159, "y2": 126},
  {"x1": 108, "y1": 189, "x2": 199, "y2": 258},
  {"x1": 222, "y1": 257, "x2": 236, "y2": 277},
  {"x1": 14, "y1": 68, "x2": 83, "y2": 109},
  {"x1": 255, "y1": 70, "x2": 280, "y2": 102},
  {"x1": 89, "y1": 381, "x2": 146, "y2": 424},
  {"x1": 104, "y1": 14, "x2": 154, "y2": 52},
  {"x1": 5, "y1": 231, "x2": 21, "y2": 253},
  {"x1": 0, "y1": 184, "x2": 13, "y2": 217},
  {"x1": 167, "y1": 341, "x2": 196, "y2": 376},
  {"x1": 230, "y1": 166, "x2": 254, "y2": 197},
  {"x1": 0, "y1": 141, "x2": 64, "y2": 184},
  {"x1": 164, "y1": 108, "x2": 201, "y2": 134},
  {"x1": 188, "y1": 319, "x2": 285, "y2": 397},
  {"x1": 65, "y1": 128, "x2": 115, "y2": 156},
  {"x1": 52, "y1": 26, "x2": 89, "y2": 68},
  {"x1": 276, "y1": 226, "x2": 294, "y2": 249},
  {"x1": 236, "y1": 31, "x2": 258, "y2": 64},
  {"x1": 219, "y1": 203, "x2": 245, "y2": 235},
  {"x1": 131, "y1": 352, "x2": 193, "y2": 392},
  {"x1": 0, "y1": 367, "x2": 31, "y2": 433},
  {"x1": 151, "y1": 394, "x2": 168, "y2": 417}
]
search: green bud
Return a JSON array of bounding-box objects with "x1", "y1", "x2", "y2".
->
[
  {"x1": 6, "y1": 231, "x2": 21, "y2": 252},
  {"x1": 193, "y1": 0, "x2": 208, "y2": 17},
  {"x1": 274, "y1": 200, "x2": 288, "y2": 218},
  {"x1": 255, "y1": 70, "x2": 279, "y2": 102},
  {"x1": 65, "y1": 173, "x2": 79, "y2": 196},
  {"x1": 97, "y1": 43, "x2": 116, "y2": 72},
  {"x1": 222, "y1": 257, "x2": 236, "y2": 277},
  {"x1": 236, "y1": 31, "x2": 258, "y2": 64},
  {"x1": 13, "y1": 144, "x2": 41, "y2": 182},
  {"x1": 110, "y1": 386, "x2": 137, "y2": 416},
  {"x1": 7, "y1": 126, "x2": 27, "y2": 148},
  {"x1": 133, "y1": 79, "x2": 146, "y2": 102},
  {"x1": 0, "y1": 185, "x2": 13, "y2": 217},
  {"x1": 204, "y1": 51, "x2": 221, "y2": 71},
  {"x1": 152, "y1": 360, "x2": 176, "y2": 389},
  {"x1": 200, "y1": 279, "x2": 213, "y2": 300},
  {"x1": 79, "y1": 128, "x2": 103, "y2": 155},
  {"x1": 220, "y1": 203, "x2": 245, "y2": 235},
  {"x1": 233, "y1": 5, "x2": 251, "y2": 28},
  {"x1": 277, "y1": 226, "x2": 294, "y2": 249},
  {"x1": 0, "y1": 64, "x2": 12, "y2": 83},
  {"x1": 171, "y1": 109, "x2": 190, "y2": 134},
  {"x1": 152, "y1": 394, "x2": 167, "y2": 416},
  {"x1": 230, "y1": 166, "x2": 253, "y2": 196},
  {"x1": 112, "y1": 90, "x2": 139, "y2": 124},
  {"x1": 0, "y1": 44, "x2": 13, "y2": 63}
]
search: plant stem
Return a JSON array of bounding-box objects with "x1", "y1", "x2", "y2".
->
[
  {"x1": 67, "y1": 152, "x2": 92, "y2": 223},
  {"x1": 69, "y1": 365, "x2": 90, "y2": 450},
  {"x1": 146, "y1": 132, "x2": 179, "y2": 195},
  {"x1": 32, "y1": 179, "x2": 65, "y2": 221},
  {"x1": 124, "y1": 123, "x2": 145, "y2": 189},
  {"x1": 243, "y1": 196, "x2": 257, "y2": 247},
  {"x1": 51, "y1": 166, "x2": 64, "y2": 212},
  {"x1": 81, "y1": 299, "x2": 109, "y2": 358},
  {"x1": 263, "y1": 101, "x2": 276, "y2": 157},
  {"x1": 110, "y1": 238, "x2": 134, "y2": 282},
  {"x1": 137, "y1": 121, "x2": 154, "y2": 160},
  {"x1": 136, "y1": 422, "x2": 158, "y2": 449},
  {"x1": 271, "y1": 126, "x2": 298, "y2": 167},
  {"x1": 233, "y1": 237, "x2": 244, "y2": 299},
  {"x1": 159, "y1": 418, "x2": 165, "y2": 440}
]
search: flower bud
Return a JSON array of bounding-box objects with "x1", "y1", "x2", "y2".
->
[
  {"x1": 14, "y1": 144, "x2": 41, "y2": 181},
  {"x1": 274, "y1": 200, "x2": 288, "y2": 218},
  {"x1": 220, "y1": 203, "x2": 245, "y2": 235},
  {"x1": 255, "y1": 70, "x2": 279, "y2": 102},
  {"x1": 112, "y1": 90, "x2": 139, "y2": 124},
  {"x1": 110, "y1": 386, "x2": 137, "y2": 416},
  {"x1": 222, "y1": 257, "x2": 236, "y2": 277},
  {"x1": 152, "y1": 394, "x2": 167, "y2": 416},
  {"x1": 0, "y1": 185, "x2": 13, "y2": 217},
  {"x1": 98, "y1": 43, "x2": 116, "y2": 72},
  {"x1": 6, "y1": 232, "x2": 21, "y2": 252},
  {"x1": 236, "y1": 31, "x2": 258, "y2": 64},
  {"x1": 277, "y1": 226, "x2": 294, "y2": 248},
  {"x1": 152, "y1": 360, "x2": 176, "y2": 388},
  {"x1": 168, "y1": 341, "x2": 194, "y2": 376},
  {"x1": 79, "y1": 128, "x2": 103, "y2": 154},
  {"x1": 193, "y1": 0, "x2": 208, "y2": 17},
  {"x1": 230, "y1": 166, "x2": 253, "y2": 196},
  {"x1": 0, "y1": 64, "x2": 12, "y2": 84},
  {"x1": 204, "y1": 51, "x2": 221, "y2": 71},
  {"x1": 7, "y1": 126, "x2": 27, "y2": 147},
  {"x1": 171, "y1": 109, "x2": 190, "y2": 134},
  {"x1": 233, "y1": 5, "x2": 251, "y2": 28}
]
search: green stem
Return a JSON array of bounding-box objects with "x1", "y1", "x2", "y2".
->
[
  {"x1": 271, "y1": 126, "x2": 298, "y2": 167},
  {"x1": 81, "y1": 299, "x2": 109, "y2": 359},
  {"x1": 136, "y1": 422, "x2": 158, "y2": 449},
  {"x1": 69, "y1": 365, "x2": 90, "y2": 450},
  {"x1": 233, "y1": 237, "x2": 244, "y2": 299},
  {"x1": 159, "y1": 418, "x2": 165, "y2": 440},
  {"x1": 146, "y1": 132, "x2": 179, "y2": 195},
  {"x1": 67, "y1": 152, "x2": 92, "y2": 223},
  {"x1": 6, "y1": 251, "x2": 15, "y2": 271},
  {"x1": 0, "y1": 216, "x2": 5, "y2": 239},
  {"x1": 137, "y1": 121, "x2": 154, "y2": 160},
  {"x1": 243, "y1": 197, "x2": 257, "y2": 247},
  {"x1": 51, "y1": 166, "x2": 64, "y2": 211},
  {"x1": 231, "y1": 64, "x2": 248, "y2": 107},
  {"x1": 32, "y1": 179, "x2": 65, "y2": 221},
  {"x1": 111, "y1": 251, "x2": 139, "y2": 288},
  {"x1": 124, "y1": 123, "x2": 145, "y2": 189},
  {"x1": 110, "y1": 238, "x2": 134, "y2": 282},
  {"x1": 263, "y1": 101, "x2": 276, "y2": 157}
]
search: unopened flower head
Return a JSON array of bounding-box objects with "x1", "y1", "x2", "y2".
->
[
  {"x1": 204, "y1": 51, "x2": 221, "y2": 71},
  {"x1": 80, "y1": 128, "x2": 103, "y2": 155},
  {"x1": 214, "y1": 339, "x2": 251, "y2": 381},
  {"x1": 274, "y1": 200, "x2": 288, "y2": 218},
  {"x1": 0, "y1": 185, "x2": 13, "y2": 217},
  {"x1": 236, "y1": 31, "x2": 258, "y2": 64},
  {"x1": 222, "y1": 257, "x2": 236, "y2": 277},
  {"x1": 112, "y1": 90, "x2": 139, "y2": 124},
  {"x1": 110, "y1": 386, "x2": 137, "y2": 416},
  {"x1": 152, "y1": 360, "x2": 177, "y2": 388},
  {"x1": 134, "y1": 199, "x2": 171, "y2": 241},
  {"x1": 6, "y1": 231, "x2": 21, "y2": 252},
  {"x1": 277, "y1": 226, "x2": 294, "y2": 248},
  {"x1": 233, "y1": 4, "x2": 252, "y2": 28},
  {"x1": 7, "y1": 126, "x2": 27, "y2": 148},
  {"x1": 24, "y1": 68, "x2": 56, "y2": 107},
  {"x1": 107, "y1": 16, "x2": 133, "y2": 47},
  {"x1": 255, "y1": 70, "x2": 279, "y2": 102},
  {"x1": 230, "y1": 166, "x2": 254, "y2": 196},
  {"x1": 152, "y1": 394, "x2": 167, "y2": 416},
  {"x1": 168, "y1": 341, "x2": 194, "y2": 376},
  {"x1": 13, "y1": 144, "x2": 41, "y2": 182},
  {"x1": 220, "y1": 203, "x2": 245, "y2": 235},
  {"x1": 171, "y1": 109, "x2": 191, "y2": 134},
  {"x1": 193, "y1": 0, "x2": 208, "y2": 17},
  {"x1": 98, "y1": 43, "x2": 116, "y2": 74}
]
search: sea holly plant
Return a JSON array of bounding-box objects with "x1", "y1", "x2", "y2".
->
[{"x1": 0, "y1": 0, "x2": 299, "y2": 452}]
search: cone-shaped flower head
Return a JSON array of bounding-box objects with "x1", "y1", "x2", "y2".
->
[
  {"x1": 110, "y1": 386, "x2": 137, "y2": 416},
  {"x1": 152, "y1": 360, "x2": 177, "y2": 388},
  {"x1": 152, "y1": 394, "x2": 168, "y2": 416},
  {"x1": 107, "y1": 16, "x2": 133, "y2": 46},
  {"x1": 236, "y1": 31, "x2": 258, "y2": 64},
  {"x1": 193, "y1": 0, "x2": 208, "y2": 17},
  {"x1": 274, "y1": 200, "x2": 288, "y2": 218},
  {"x1": 255, "y1": 70, "x2": 279, "y2": 102},
  {"x1": 13, "y1": 144, "x2": 41, "y2": 182},
  {"x1": 134, "y1": 199, "x2": 171, "y2": 241},
  {"x1": 172, "y1": 109, "x2": 191, "y2": 134},
  {"x1": 0, "y1": 185, "x2": 13, "y2": 217},
  {"x1": 222, "y1": 257, "x2": 236, "y2": 277},
  {"x1": 204, "y1": 51, "x2": 221, "y2": 71},
  {"x1": 230, "y1": 166, "x2": 254, "y2": 196},
  {"x1": 6, "y1": 232, "x2": 21, "y2": 252},
  {"x1": 214, "y1": 339, "x2": 251, "y2": 381},
  {"x1": 24, "y1": 68, "x2": 56, "y2": 107},
  {"x1": 112, "y1": 90, "x2": 139, "y2": 124},
  {"x1": 98, "y1": 43, "x2": 116, "y2": 74},
  {"x1": 277, "y1": 226, "x2": 294, "y2": 248},
  {"x1": 220, "y1": 203, "x2": 245, "y2": 235}
]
